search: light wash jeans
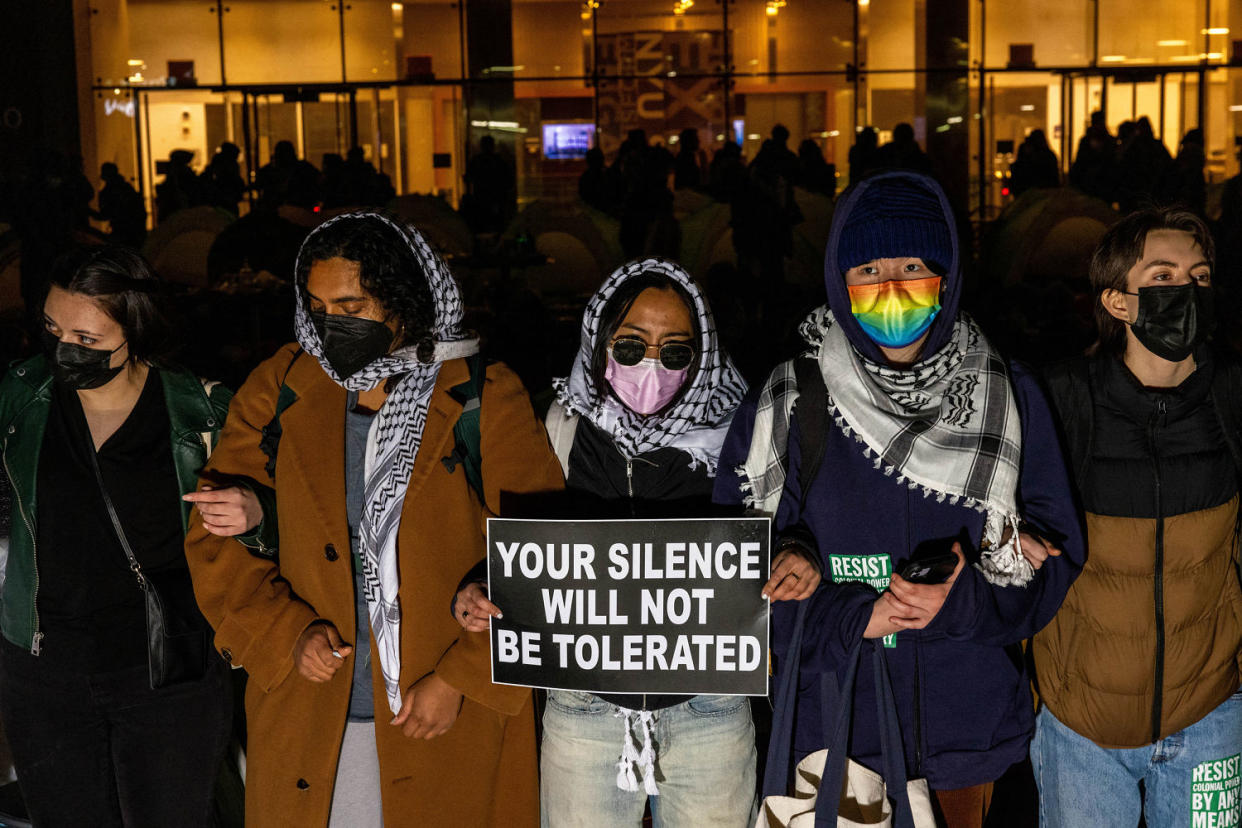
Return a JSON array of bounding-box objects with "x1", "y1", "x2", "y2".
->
[
  {"x1": 1031, "y1": 690, "x2": 1242, "y2": 828},
  {"x1": 540, "y1": 690, "x2": 757, "y2": 828}
]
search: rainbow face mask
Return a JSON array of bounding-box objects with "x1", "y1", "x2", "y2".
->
[{"x1": 847, "y1": 276, "x2": 943, "y2": 349}]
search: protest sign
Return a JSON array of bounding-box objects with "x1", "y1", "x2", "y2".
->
[{"x1": 487, "y1": 517, "x2": 770, "y2": 696}]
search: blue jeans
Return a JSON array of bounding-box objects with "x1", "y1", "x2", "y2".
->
[
  {"x1": 1031, "y1": 690, "x2": 1242, "y2": 828},
  {"x1": 540, "y1": 691, "x2": 757, "y2": 828}
]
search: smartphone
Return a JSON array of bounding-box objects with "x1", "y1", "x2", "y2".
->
[{"x1": 898, "y1": 550, "x2": 958, "y2": 585}]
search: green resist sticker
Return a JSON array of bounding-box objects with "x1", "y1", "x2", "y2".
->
[
  {"x1": 828, "y1": 554, "x2": 896, "y2": 648},
  {"x1": 1192, "y1": 753, "x2": 1241, "y2": 827}
]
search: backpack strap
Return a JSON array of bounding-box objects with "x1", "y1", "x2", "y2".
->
[
  {"x1": 258, "y1": 349, "x2": 304, "y2": 480},
  {"x1": 1041, "y1": 356, "x2": 1094, "y2": 493},
  {"x1": 792, "y1": 356, "x2": 829, "y2": 496},
  {"x1": 441, "y1": 352, "x2": 487, "y2": 502},
  {"x1": 543, "y1": 400, "x2": 579, "y2": 479},
  {"x1": 1208, "y1": 356, "x2": 1242, "y2": 588}
]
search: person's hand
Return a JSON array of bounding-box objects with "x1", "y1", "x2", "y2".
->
[
  {"x1": 884, "y1": 543, "x2": 967, "y2": 631},
  {"x1": 762, "y1": 546, "x2": 820, "y2": 602},
  {"x1": 454, "y1": 582, "x2": 500, "y2": 633},
  {"x1": 391, "y1": 673, "x2": 463, "y2": 739},
  {"x1": 183, "y1": 485, "x2": 263, "y2": 536},
  {"x1": 294, "y1": 622, "x2": 353, "y2": 683},
  {"x1": 863, "y1": 592, "x2": 907, "y2": 639},
  {"x1": 1015, "y1": 527, "x2": 1062, "y2": 571}
]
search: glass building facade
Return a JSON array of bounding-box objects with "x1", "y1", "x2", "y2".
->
[{"x1": 79, "y1": 0, "x2": 1242, "y2": 222}]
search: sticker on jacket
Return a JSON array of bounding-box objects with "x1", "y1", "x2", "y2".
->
[
  {"x1": 1192, "y1": 753, "x2": 1240, "y2": 827},
  {"x1": 827, "y1": 553, "x2": 896, "y2": 648}
]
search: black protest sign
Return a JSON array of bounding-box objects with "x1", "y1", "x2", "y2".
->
[{"x1": 487, "y1": 517, "x2": 770, "y2": 696}]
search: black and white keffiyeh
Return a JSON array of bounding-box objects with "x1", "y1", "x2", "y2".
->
[
  {"x1": 553, "y1": 257, "x2": 747, "y2": 476},
  {"x1": 293, "y1": 211, "x2": 479, "y2": 715},
  {"x1": 741, "y1": 306, "x2": 1033, "y2": 586}
]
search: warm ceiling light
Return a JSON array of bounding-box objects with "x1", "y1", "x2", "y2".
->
[
  {"x1": 858, "y1": 0, "x2": 870, "y2": 5},
  {"x1": 1020, "y1": 104, "x2": 1035, "y2": 111},
  {"x1": 1202, "y1": 27, "x2": 1229, "y2": 35},
  {"x1": 127, "y1": 59, "x2": 144, "y2": 66},
  {"x1": 390, "y1": 2, "x2": 402, "y2": 9},
  {"x1": 1100, "y1": 55, "x2": 1126, "y2": 62},
  {"x1": 1157, "y1": 39, "x2": 1187, "y2": 47}
]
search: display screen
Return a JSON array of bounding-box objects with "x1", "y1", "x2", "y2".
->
[{"x1": 542, "y1": 123, "x2": 595, "y2": 159}]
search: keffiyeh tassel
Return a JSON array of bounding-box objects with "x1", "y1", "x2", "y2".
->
[{"x1": 614, "y1": 709, "x2": 659, "y2": 796}]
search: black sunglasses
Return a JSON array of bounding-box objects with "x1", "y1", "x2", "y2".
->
[{"x1": 609, "y1": 336, "x2": 696, "y2": 371}]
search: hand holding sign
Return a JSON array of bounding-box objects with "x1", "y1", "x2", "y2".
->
[
  {"x1": 762, "y1": 545, "x2": 820, "y2": 601},
  {"x1": 455, "y1": 583, "x2": 501, "y2": 633}
]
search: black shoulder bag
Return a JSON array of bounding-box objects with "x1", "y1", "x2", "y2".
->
[{"x1": 87, "y1": 443, "x2": 211, "y2": 689}]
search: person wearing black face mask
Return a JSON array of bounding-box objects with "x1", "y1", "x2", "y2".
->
[
  {"x1": 0, "y1": 246, "x2": 265, "y2": 826},
  {"x1": 1031, "y1": 208, "x2": 1242, "y2": 828},
  {"x1": 183, "y1": 212, "x2": 563, "y2": 828}
]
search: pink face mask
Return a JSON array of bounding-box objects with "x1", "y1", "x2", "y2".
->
[{"x1": 605, "y1": 355, "x2": 689, "y2": 416}]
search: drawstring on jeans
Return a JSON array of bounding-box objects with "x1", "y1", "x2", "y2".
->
[{"x1": 614, "y1": 708, "x2": 659, "y2": 795}]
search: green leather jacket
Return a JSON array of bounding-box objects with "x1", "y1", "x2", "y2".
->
[{"x1": 0, "y1": 356, "x2": 262, "y2": 654}]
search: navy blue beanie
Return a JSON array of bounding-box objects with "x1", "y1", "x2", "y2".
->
[{"x1": 837, "y1": 179, "x2": 952, "y2": 273}]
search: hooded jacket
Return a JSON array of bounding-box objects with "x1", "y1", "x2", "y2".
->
[{"x1": 716, "y1": 171, "x2": 1085, "y2": 790}]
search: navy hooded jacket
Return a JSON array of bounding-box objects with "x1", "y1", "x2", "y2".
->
[{"x1": 714, "y1": 170, "x2": 1085, "y2": 790}]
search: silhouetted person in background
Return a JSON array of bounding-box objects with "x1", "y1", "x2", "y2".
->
[
  {"x1": 320, "y1": 152, "x2": 349, "y2": 208},
  {"x1": 578, "y1": 147, "x2": 610, "y2": 212},
  {"x1": 618, "y1": 134, "x2": 679, "y2": 259},
  {"x1": 674, "y1": 127, "x2": 706, "y2": 190},
  {"x1": 1069, "y1": 111, "x2": 1117, "y2": 203},
  {"x1": 767, "y1": 124, "x2": 802, "y2": 188},
  {"x1": 733, "y1": 138, "x2": 802, "y2": 288},
  {"x1": 253, "y1": 140, "x2": 320, "y2": 211},
  {"x1": 64, "y1": 156, "x2": 96, "y2": 231},
  {"x1": 1116, "y1": 116, "x2": 1172, "y2": 213},
  {"x1": 201, "y1": 142, "x2": 245, "y2": 214},
  {"x1": 1010, "y1": 129, "x2": 1060, "y2": 196},
  {"x1": 1166, "y1": 128, "x2": 1206, "y2": 216},
  {"x1": 798, "y1": 138, "x2": 836, "y2": 197},
  {"x1": 93, "y1": 162, "x2": 146, "y2": 248},
  {"x1": 155, "y1": 149, "x2": 204, "y2": 222},
  {"x1": 875, "y1": 122, "x2": 932, "y2": 174},
  {"x1": 463, "y1": 135, "x2": 513, "y2": 233},
  {"x1": 708, "y1": 140, "x2": 747, "y2": 204},
  {"x1": 849, "y1": 126, "x2": 880, "y2": 185}
]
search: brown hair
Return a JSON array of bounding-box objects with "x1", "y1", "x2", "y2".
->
[{"x1": 1089, "y1": 207, "x2": 1214, "y2": 354}]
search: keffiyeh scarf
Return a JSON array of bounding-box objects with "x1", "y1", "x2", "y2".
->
[
  {"x1": 293, "y1": 211, "x2": 479, "y2": 715},
  {"x1": 553, "y1": 257, "x2": 747, "y2": 476},
  {"x1": 741, "y1": 306, "x2": 1033, "y2": 586}
]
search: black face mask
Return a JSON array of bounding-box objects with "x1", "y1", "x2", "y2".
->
[
  {"x1": 1129, "y1": 283, "x2": 1213, "y2": 362},
  {"x1": 310, "y1": 311, "x2": 395, "y2": 380},
  {"x1": 41, "y1": 331, "x2": 127, "y2": 390}
]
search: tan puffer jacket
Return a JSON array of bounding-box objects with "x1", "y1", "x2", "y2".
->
[{"x1": 1033, "y1": 495, "x2": 1242, "y2": 748}]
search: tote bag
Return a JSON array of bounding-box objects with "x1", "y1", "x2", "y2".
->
[{"x1": 756, "y1": 600, "x2": 935, "y2": 828}]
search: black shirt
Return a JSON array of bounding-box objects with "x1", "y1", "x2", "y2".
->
[
  {"x1": 566, "y1": 418, "x2": 722, "y2": 711},
  {"x1": 36, "y1": 371, "x2": 187, "y2": 671}
]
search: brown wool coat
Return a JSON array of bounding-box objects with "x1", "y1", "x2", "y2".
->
[
  {"x1": 184, "y1": 344, "x2": 564, "y2": 827},
  {"x1": 1033, "y1": 495, "x2": 1242, "y2": 748}
]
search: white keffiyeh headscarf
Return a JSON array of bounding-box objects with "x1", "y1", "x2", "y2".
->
[
  {"x1": 553, "y1": 257, "x2": 747, "y2": 476},
  {"x1": 293, "y1": 211, "x2": 478, "y2": 715}
]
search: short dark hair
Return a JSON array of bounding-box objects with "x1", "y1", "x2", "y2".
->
[
  {"x1": 45, "y1": 245, "x2": 174, "y2": 365},
  {"x1": 296, "y1": 213, "x2": 438, "y2": 361},
  {"x1": 591, "y1": 273, "x2": 701, "y2": 395},
  {"x1": 1089, "y1": 207, "x2": 1215, "y2": 354}
]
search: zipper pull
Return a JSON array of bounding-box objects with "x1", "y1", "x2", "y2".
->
[
  {"x1": 31, "y1": 632, "x2": 43, "y2": 656},
  {"x1": 626, "y1": 458, "x2": 634, "y2": 500}
]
